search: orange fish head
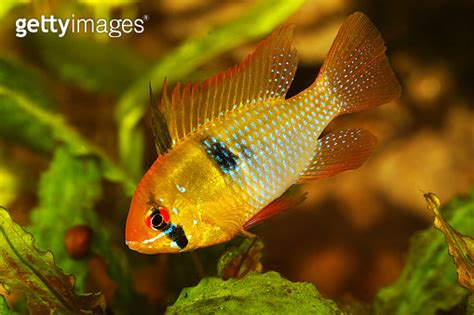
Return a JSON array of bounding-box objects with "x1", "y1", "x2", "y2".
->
[
  {"x1": 125, "y1": 156, "x2": 223, "y2": 254},
  {"x1": 125, "y1": 158, "x2": 192, "y2": 254},
  {"x1": 126, "y1": 146, "x2": 244, "y2": 254},
  {"x1": 125, "y1": 203, "x2": 189, "y2": 254}
]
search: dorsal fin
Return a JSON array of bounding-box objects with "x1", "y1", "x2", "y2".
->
[
  {"x1": 150, "y1": 82, "x2": 173, "y2": 155},
  {"x1": 159, "y1": 25, "x2": 298, "y2": 146},
  {"x1": 297, "y1": 128, "x2": 377, "y2": 183}
]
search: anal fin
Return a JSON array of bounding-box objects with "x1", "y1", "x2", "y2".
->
[{"x1": 297, "y1": 129, "x2": 377, "y2": 183}]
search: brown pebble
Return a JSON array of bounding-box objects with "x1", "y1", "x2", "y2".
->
[{"x1": 64, "y1": 225, "x2": 93, "y2": 260}]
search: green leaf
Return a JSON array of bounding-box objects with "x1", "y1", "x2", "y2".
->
[
  {"x1": 0, "y1": 295, "x2": 13, "y2": 315},
  {"x1": 0, "y1": 207, "x2": 105, "y2": 314},
  {"x1": 217, "y1": 237, "x2": 264, "y2": 280},
  {"x1": 374, "y1": 191, "x2": 474, "y2": 315},
  {"x1": 28, "y1": 146, "x2": 103, "y2": 291},
  {"x1": 0, "y1": 56, "x2": 55, "y2": 152},
  {"x1": 116, "y1": 0, "x2": 305, "y2": 177},
  {"x1": 0, "y1": 152, "x2": 20, "y2": 207},
  {"x1": 165, "y1": 271, "x2": 341, "y2": 315},
  {"x1": 32, "y1": 35, "x2": 149, "y2": 94},
  {"x1": 0, "y1": 294, "x2": 20, "y2": 315},
  {"x1": 28, "y1": 145, "x2": 142, "y2": 310}
]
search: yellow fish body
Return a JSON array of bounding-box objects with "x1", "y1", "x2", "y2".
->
[{"x1": 125, "y1": 12, "x2": 401, "y2": 254}]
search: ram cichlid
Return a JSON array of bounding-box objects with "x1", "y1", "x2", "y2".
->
[{"x1": 125, "y1": 12, "x2": 401, "y2": 254}]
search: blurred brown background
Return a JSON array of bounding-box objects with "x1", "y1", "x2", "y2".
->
[{"x1": 1, "y1": 0, "x2": 473, "y2": 307}]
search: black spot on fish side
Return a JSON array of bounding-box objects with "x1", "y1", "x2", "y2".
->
[{"x1": 202, "y1": 136, "x2": 239, "y2": 173}]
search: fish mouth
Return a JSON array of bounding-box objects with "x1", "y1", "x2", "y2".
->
[
  {"x1": 125, "y1": 240, "x2": 161, "y2": 255},
  {"x1": 125, "y1": 239, "x2": 186, "y2": 254}
]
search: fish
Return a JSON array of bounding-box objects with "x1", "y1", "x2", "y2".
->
[{"x1": 125, "y1": 12, "x2": 401, "y2": 254}]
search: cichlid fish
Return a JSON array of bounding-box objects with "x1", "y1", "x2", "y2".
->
[{"x1": 125, "y1": 12, "x2": 401, "y2": 254}]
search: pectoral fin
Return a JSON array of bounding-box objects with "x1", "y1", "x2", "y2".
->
[{"x1": 243, "y1": 192, "x2": 307, "y2": 229}]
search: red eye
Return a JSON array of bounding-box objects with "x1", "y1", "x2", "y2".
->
[
  {"x1": 145, "y1": 207, "x2": 170, "y2": 231},
  {"x1": 159, "y1": 207, "x2": 170, "y2": 222}
]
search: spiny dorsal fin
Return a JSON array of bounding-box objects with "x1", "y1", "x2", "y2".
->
[
  {"x1": 160, "y1": 25, "x2": 298, "y2": 145},
  {"x1": 150, "y1": 82, "x2": 173, "y2": 155},
  {"x1": 297, "y1": 128, "x2": 377, "y2": 183}
]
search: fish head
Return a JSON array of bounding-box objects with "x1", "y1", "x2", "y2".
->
[
  {"x1": 125, "y1": 155, "x2": 235, "y2": 254},
  {"x1": 125, "y1": 157, "x2": 193, "y2": 254}
]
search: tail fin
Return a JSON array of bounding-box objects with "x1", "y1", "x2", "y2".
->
[{"x1": 315, "y1": 12, "x2": 401, "y2": 114}]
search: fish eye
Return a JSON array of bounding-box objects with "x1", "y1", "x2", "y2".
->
[{"x1": 145, "y1": 207, "x2": 170, "y2": 231}]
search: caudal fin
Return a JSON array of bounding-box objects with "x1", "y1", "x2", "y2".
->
[{"x1": 316, "y1": 12, "x2": 401, "y2": 114}]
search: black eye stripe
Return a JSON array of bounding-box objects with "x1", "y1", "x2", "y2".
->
[
  {"x1": 164, "y1": 224, "x2": 188, "y2": 249},
  {"x1": 148, "y1": 207, "x2": 188, "y2": 249}
]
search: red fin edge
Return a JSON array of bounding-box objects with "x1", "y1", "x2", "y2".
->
[{"x1": 243, "y1": 193, "x2": 307, "y2": 229}]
